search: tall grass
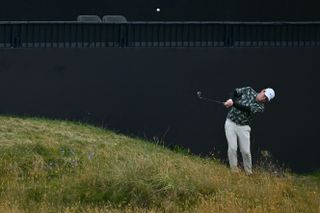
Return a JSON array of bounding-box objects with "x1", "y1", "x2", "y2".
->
[{"x1": 0, "y1": 115, "x2": 319, "y2": 212}]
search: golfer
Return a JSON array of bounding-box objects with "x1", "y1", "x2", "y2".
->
[{"x1": 224, "y1": 87, "x2": 275, "y2": 174}]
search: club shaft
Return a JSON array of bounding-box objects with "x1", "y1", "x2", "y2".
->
[{"x1": 199, "y1": 96, "x2": 223, "y2": 104}]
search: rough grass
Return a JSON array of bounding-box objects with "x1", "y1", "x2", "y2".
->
[{"x1": 0, "y1": 115, "x2": 319, "y2": 212}]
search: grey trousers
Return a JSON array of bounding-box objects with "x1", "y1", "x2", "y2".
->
[{"x1": 224, "y1": 118, "x2": 252, "y2": 174}]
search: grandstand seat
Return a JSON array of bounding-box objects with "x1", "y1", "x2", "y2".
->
[
  {"x1": 77, "y1": 15, "x2": 102, "y2": 23},
  {"x1": 102, "y1": 15, "x2": 127, "y2": 23}
]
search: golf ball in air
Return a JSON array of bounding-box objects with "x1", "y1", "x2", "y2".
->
[{"x1": 156, "y1": 8, "x2": 160, "y2": 12}]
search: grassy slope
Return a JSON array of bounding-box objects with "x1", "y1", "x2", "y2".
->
[{"x1": 0, "y1": 116, "x2": 319, "y2": 212}]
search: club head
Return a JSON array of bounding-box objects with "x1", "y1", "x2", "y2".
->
[{"x1": 197, "y1": 91, "x2": 202, "y2": 98}]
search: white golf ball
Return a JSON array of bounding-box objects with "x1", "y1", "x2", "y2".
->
[{"x1": 156, "y1": 8, "x2": 160, "y2": 12}]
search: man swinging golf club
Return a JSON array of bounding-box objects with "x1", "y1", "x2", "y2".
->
[{"x1": 224, "y1": 87, "x2": 275, "y2": 175}]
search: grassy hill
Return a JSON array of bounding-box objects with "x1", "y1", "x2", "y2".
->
[{"x1": 0, "y1": 116, "x2": 319, "y2": 212}]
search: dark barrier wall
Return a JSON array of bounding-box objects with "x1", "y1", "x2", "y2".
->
[
  {"x1": 1, "y1": 0, "x2": 320, "y2": 21},
  {"x1": 0, "y1": 48, "x2": 319, "y2": 173}
]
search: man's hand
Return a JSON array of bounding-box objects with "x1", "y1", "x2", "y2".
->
[{"x1": 224, "y1": 99, "x2": 234, "y2": 108}]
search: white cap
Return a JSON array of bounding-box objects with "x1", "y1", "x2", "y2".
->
[{"x1": 264, "y1": 88, "x2": 275, "y2": 101}]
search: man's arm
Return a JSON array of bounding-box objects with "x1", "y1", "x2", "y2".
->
[
  {"x1": 233, "y1": 102, "x2": 251, "y2": 113},
  {"x1": 229, "y1": 88, "x2": 242, "y2": 100},
  {"x1": 225, "y1": 87, "x2": 251, "y2": 113}
]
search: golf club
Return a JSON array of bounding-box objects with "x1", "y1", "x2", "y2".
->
[{"x1": 196, "y1": 91, "x2": 224, "y2": 105}]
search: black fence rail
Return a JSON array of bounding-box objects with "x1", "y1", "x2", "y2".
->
[{"x1": 1, "y1": 21, "x2": 320, "y2": 48}]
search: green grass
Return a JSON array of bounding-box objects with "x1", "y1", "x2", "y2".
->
[{"x1": 0, "y1": 115, "x2": 319, "y2": 212}]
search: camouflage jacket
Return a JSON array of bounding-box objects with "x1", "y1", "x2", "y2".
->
[{"x1": 227, "y1": 86, "x2": 264, "y2": 126}]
